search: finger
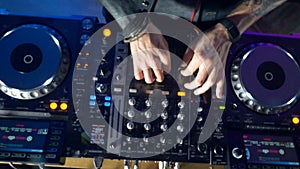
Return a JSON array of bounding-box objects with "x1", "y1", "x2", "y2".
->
[
  {"x1": 193, "y1": 69, "x2": 217, "y2": 95},
  {"x1": 153, "y1": 69, "x2": 164, "y2": 82},
  {"x1": 134, "y1": 70, "x2": 144, "y2": 80},
  {"x1": 184, "y1": 63, "x2": 207, "y2": 90},
  {"x1": 215, "y1": 77, "x2": 225, "y2": 99},
  {"x1": 181, "y1": 54, "x2": 202, "y2": 77},
  {"x1": 143, "y1": 68, "x2": 155, "y2": 84},
  {"x1": 182, "y1": 48, "x2": 194, "y2": 66}
]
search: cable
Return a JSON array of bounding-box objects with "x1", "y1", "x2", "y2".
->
[
  {"x1": 93, "y1": 156, "x2": 104, "y2": 169},
  {"x1": 38, "y1": 163, "x2": 45, "y2": 169},
  {"x1": 174, "y1": 162, "x2": 180, "y2": 169},
  {"x1": 124, "y1": 160, "x2": 130, "y2": 169},
  {"x1": 8, "y1": 162, "x2": 18, "y2": 169},
  {"x1": 133, "y1": 160, "x2": 139, "y2": 169},
  {"x1": 190, "y1": 0, "x2": 202, "y2": 22}
]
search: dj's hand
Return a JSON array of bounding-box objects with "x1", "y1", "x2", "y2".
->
[
  {"x1": 181, "y1": 23, "x2": 232, "y2": 98},
  {"x1": 130, "y1": 23, "x2": 171, "y2": 84}
]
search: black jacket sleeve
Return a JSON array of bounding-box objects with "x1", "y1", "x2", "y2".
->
[{"x1": 99, "y1": 0, "x2": 156, "y2": 40}]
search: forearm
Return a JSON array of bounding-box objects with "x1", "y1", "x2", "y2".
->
[{"x1": 227, "y1": 0, "x2": 287, "y2": 33}]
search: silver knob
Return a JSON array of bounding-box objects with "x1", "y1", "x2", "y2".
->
[
  {"x1": 161, "y1": 99, "x2": 169, "y2": 108},
  {"x1": 160, "y1": 124, "x2": 168, "y2": 131},
  {"x1": 144, "y1": 111, "x2": 152, "y2": 119},
  {"x1": 126, "y1": 122, "x2": 134, "y2": 130},
  {"x1": 176, "y1": 137, "x2": 183, "y2": 144},
  {"x1": 197, "y1": 107, "x2": 203, "y2": 113},
  {"x1": 177, "y1": 113, "x2": 184, "y2": 121},
  {"x1": 143, "y1": 137, "x2": 149, "y2": 143},
  {"x1": 145, "y1": 99, "x2": 152, "y2": 107},
  {"x1": 178, "y1": 101, "x2": 185, "y2": 109},
  {"x1": 161, "y1": 111, "x2": 168, "y2": 120},
  {"x1": 127, "y1": 110, "x2": 135, "y2": 118},
  {"x1": 176, "y1": 124, "x2": 184, "y2": 133},
  {"x1": 144, "y1": 123, "x2": 151, "y2": 131},
  {"x1": 160, "y1": 137, "x2": 166, "y2": 144},
  {"x1": 128, "y1": 98, "x2": 136, "y2": 106}
]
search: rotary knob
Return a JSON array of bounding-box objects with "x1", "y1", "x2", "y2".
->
[
  {"x1": 176, "y1": 124, "x2": 184, "y2": 133},
  {"x1": 178, "y1": 101, "x2": 185, "y2": 109},
  {"x1": 127, "y1": 110, "x2": 135, "y2": 118},
  {"x1": 144, "y1": 111, "x2": 152, "y2": 119},
  {"x1": 232, "y1": 147, "x2": 243, "y2": 159},
  {"x1": 143, "y1": 137, "x2": 149, "y2": 143},
  {"x1": 214, "y1": 145, "x2": 224, "y2": 155},
  {"x1": 161, "y1": 99, "x2": 169, "y2": 108},
  {"x1": 160, "y1": 124, "x2": 168, "y2": 132},
  {"x1": 96, "y1": 83, "x2": 107, "y2": 94},
  {"x1": 197, "y1": 143, "x2": 208, "y2": 154},
  {"x1": 160, "y1": 137, "x2": 166, "y2": 144},
  {"x1": 126, "y1": 122, "x2": 134, "y2": 130},
  {"x1": 128, "y1": 98, "x2": 136, "y2": 106},
  {"x1": 161, "y1": 111, "x2": 168, "y2": 120},
  {"x1": 145, "y1": 99, "x2": 152, "y2": 107},
  {"x1": 177, "y1": 113, "x2": 184, "y2": 121},
  {"x1": 144, "y1": 123, "x2": 151, "y2": 131}
]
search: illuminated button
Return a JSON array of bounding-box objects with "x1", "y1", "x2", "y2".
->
[
  {"x1": 60, "y1": 103, "x2": 68, "y2": 110},
  {"x1": 89, "y1": 101, "x2": 96, "y2": 106},
  {"x1": 90, "y1": 95, "x2": 96, "y2": 100},
  {"x1": 105, "y1": 96, "x2": 112, "y2": 101},
  {"x1": 177, "y1": 91, "x2": 186, "y2": 97},
  {"x1": 219, "y1": 105, "x2": 226, "y2": 110},
  {"x1": 50, "y1": 102, "x2": 58, "y2": 110},
  {"x1": 104, "y1": 102, "x2": 111, "y2": 107},
  {"x1": 292, "y1": 117, "x2": 300, "y2": 125},
  {"x1": 103, "y1": 28, "x2": 112, "y2": 37}
]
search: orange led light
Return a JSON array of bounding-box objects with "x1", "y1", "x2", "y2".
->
[
  {"x1": 60, "y1": 103, "x2": 68, "y2": 111},
  {"x1": 177, "y1": 91, "x2": 186, "y2": 97},
  {"x1": 50, "y1": 102, "x2": 58, "y2": 110},
  {"x1": 292, "y1": 117, "x2": 300, "y2": 125},
  {"x1": 103, "y1": 28, "x2": 112, "y2": 37}
]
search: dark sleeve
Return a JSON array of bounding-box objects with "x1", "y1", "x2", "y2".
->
[{"x1": 99, "y1": 0, "x2": 156, "y2": 40}]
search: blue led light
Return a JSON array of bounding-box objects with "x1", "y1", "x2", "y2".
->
[
  {"x1": 104, "y1": 102, "x2": 111, "y2": 107},
  {"x1": 89, "y1": 101, "x2": 96, "y2": 106},
  {"x1": 90, "y1": 95, "x2": 96, "y2": 100},
  {"x1": 105, "y1": 96, "x2": 112, "y2": 101}
]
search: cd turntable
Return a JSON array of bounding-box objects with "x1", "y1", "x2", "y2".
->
[{"x1": 0, "y1": 12, "x2": 103, "y2": 164}]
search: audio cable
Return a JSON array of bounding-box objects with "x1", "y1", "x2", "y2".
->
[
  {"x1": 133, "y1": 160, "x2": 139, "y2": 169},
  {"x1": 124, "y1": 160, "x2": 130, "y2": 169},
  {"x1": 8, "y1": 162, "x2": 18, "y2": 169}
]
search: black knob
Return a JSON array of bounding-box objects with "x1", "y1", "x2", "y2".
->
[
  {"x1": 232, "y1": 147, "x2": 243, "y2": 159},
  {"x1": 214, "y1": 145, "x2": 224, "y2": 155},
  {"x1": 197, "y1": 143, "x2": 207, "y2": 154},
  {"x1": 96, "y1": 83, "x2": 107, "y2": 93}
]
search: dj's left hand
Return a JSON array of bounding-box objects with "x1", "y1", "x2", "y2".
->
[{"x1": 181, "y1": 23, "x2": 232, "y2": 98}]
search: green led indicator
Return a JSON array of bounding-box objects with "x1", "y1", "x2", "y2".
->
[{"x1": 219, "y1": 105, "x2": 226, "y2": 110}]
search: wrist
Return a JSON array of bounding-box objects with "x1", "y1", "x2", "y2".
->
[{"x1": 219, "y1": 18, "x2": 241, "y2": 43}]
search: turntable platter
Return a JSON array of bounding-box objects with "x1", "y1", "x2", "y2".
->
[
  {"x1": 0, "y1": 24, "x2": 70, "y2": 100},
  {"x1": 230, "y1": 43, "x2": 300, "y2": 114}
]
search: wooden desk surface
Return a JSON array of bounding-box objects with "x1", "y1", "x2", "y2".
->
[
  {"x1": 47, "y1": 158, "x2": 225, "y2": 169},
  {"x1": 0, "y1": 158, "x2": 225, "y2": 169}
]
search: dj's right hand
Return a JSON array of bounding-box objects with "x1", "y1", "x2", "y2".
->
[{"x1": 130, "y1": 23, "x2": 171, "y2": 84}]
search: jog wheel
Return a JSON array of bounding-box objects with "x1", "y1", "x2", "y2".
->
[
  {"x1": 231, "y1": 43, "x2": 300, "y2": 114},
  {"x1": 0, "y1": 24, "x2": 70, "y2": 100}
]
